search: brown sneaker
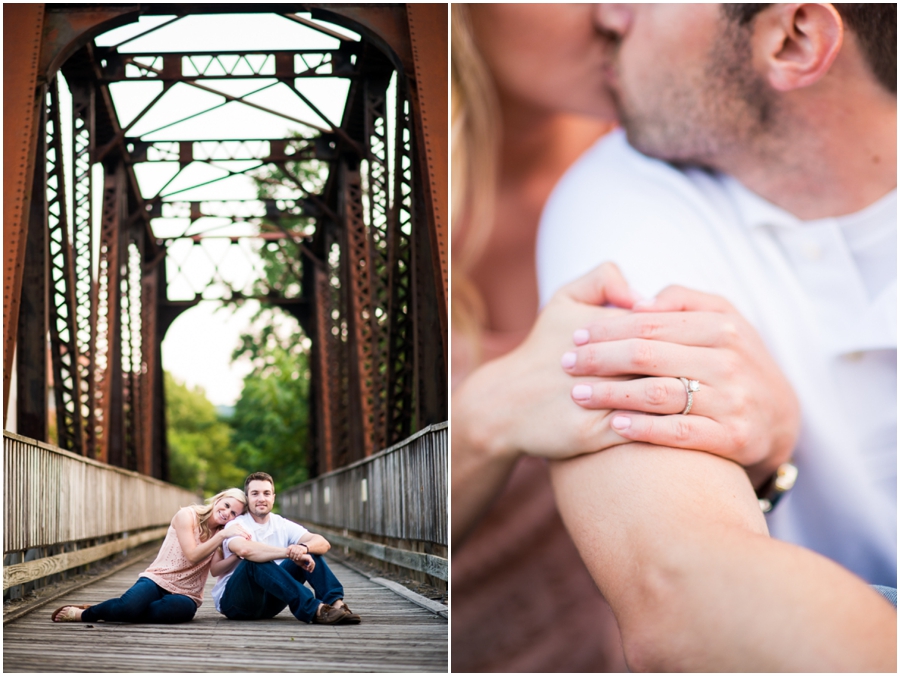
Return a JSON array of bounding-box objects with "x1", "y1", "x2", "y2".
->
[
  {"x1": 312, "y1": 603, "x2": 347, "y2": 625},
  {"x1": 338, "y1": 603, "x2": 361, "y2": 624}
]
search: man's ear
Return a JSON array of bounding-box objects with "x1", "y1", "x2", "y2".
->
[{"x1": 755, "y1": 3, "x2": 843, "y2": 91}]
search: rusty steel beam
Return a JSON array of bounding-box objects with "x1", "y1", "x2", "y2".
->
[
  {"x1": 69, "y1": 78, "x2": 99, "y2": 457},
  {"x1": 406, "y1": 3, "x2": 448, "y2": 336},
  {"x1": 16, "y1": 89, "x2": 50, "y2": 443},
  {"x1": 121, "y1": 238, "x2": 142, "y2": 471},
  {"x1": 140, "y1": 259, "x2": 159, "y2": 477},
  {"x1": 311, "y1": 265, "x2": 336, "y2": 474},
  {"x1": 362, "y1": 70, "x2": 393, "y2": 454},
  {"x1": 4, "y1": 4, "x2": 46, "y2": 427},
  {"x1": 384, "y1": 78, "x2": 415, "y2": 446},
  {"x1": 98, "y1": 47, "x2": 359, "y2": 81},
  {"x1": 338, "y1": 161, "x2": 375, "y2": 461},
  {"x1": 126, "y1": 137, "x2": 332, "y2": 164},
  {"x1": 45, "y1": 79, "x2": 86, "y2": 454},
  {"x1": 95, "y1": 163, "x2": 126, "y2": 465}
]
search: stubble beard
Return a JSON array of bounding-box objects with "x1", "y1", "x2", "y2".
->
[
  {"x1": 616, "y1": 20, "x2": 777, "y2": 171},
  {"x1": 250, "y1": 504, "x2": 270, "y2": 521}
]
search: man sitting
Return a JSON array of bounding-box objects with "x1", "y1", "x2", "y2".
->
[{"x1": 210, "y1": 472, "x2": 360, "y2": 625}]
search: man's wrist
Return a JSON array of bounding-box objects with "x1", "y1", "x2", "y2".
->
[{"x1": 755, "y1": 460, "x2": 798, "y2": 513}]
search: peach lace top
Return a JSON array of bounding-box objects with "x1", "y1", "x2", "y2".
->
[{"x1": 140, "y1": 511, "x2": 213, "y2": 606}]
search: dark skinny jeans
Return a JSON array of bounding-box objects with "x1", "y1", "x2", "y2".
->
[
  {"x1": 81, "y1": 576, "x2": 197, "y2": 624},
  {"x1": 219, "y1": 555, "x2": 343, "y2": 623}
]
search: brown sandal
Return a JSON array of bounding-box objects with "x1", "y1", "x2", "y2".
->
[{"x1": 51, "y1": 604, "x2": 91, "y2": 622}]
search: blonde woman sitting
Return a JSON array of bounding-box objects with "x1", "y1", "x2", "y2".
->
[{"x1": 51, "y1": 488, "x2": 249, "y2": 624}]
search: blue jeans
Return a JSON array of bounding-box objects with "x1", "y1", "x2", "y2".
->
[
  {"x1": 81, "y1": 576, "x2": 197, "y2": 623},
  {"x1": 219, "y1": 555, "x2": 344, "y2": 623},
  {"x1": 872, "y1": 585, "x2": 898, "y2": 608}
]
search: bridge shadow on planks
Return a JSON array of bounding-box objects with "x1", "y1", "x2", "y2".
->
[{"x1": 3, "y1": 553, "x2": 448, "y2": 673}]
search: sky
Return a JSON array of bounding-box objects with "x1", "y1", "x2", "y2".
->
[{"x1": 56, "y1": 12, "x2": 365, "y2": 406}]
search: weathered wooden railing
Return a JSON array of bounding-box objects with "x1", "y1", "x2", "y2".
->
[
  {"x1": 3, "y1": 431, "x2": 198, "y2": 596},
  {"x1": 280, "y1": 422, "x2": 448, "y2": 583}
]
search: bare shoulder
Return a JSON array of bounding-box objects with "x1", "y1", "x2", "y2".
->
[{"x1": 172, "y1": 505, "x2": 199, "y2": 528}]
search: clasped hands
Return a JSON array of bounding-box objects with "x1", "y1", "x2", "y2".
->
[
  {"x1": 456, "y1": 262, "x2": 799, "y2": 488},
  {"x1": 287, "y1": 544, "x2": 315, "y2": 572}
]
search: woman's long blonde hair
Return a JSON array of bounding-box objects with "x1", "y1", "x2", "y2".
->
[
  {"x1": 190, "y1": 488, "x2": 247, "y2": 542},
  {"x1": 451, "y1": 5, "x2": 500, "y2": 360}
]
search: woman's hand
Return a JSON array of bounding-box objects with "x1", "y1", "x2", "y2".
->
[
  {"x1": 219, "y1": 523, "x2": 251, "y2": 541},
  {"x1": 560, "y1": 285, "x2": 800, "y2": 487},
  {"x1": 452, "y1": 262, "x2": 639, "y2": 545},
  {"x1": 453, "y1": 263, "x2": 639, "y2": 464}
]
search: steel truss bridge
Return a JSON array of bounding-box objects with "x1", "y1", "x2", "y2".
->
[{"x1": 3, "y1": 4, "x2": 448, "y2": 481}]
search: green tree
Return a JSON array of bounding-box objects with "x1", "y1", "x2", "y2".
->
[
  {"x1": 230, "y1": 342, "x2": 310, "y2": 492},
  {"x1": 165, "y1": 372, "x2": 246, "y2": 496}
]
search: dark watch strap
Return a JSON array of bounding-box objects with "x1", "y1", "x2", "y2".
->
[{"x1": 757, "y1": 461, "x2": 798, "y2": 513}]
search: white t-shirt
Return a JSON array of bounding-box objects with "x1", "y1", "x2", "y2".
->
[
  {"x1": 538, "y1": 129, "x2": 897, "y2": 586},
  {"x1": 210, "y1": 512, "x2": 309, "y2": 611}
]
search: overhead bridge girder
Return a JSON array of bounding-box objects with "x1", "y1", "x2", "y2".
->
[
  {"x1": 98, "y1": 46, "x2": 361, "y2": 81},
  {"x1": 3, "y1": 3, "x2": 447, "y2": 480}
]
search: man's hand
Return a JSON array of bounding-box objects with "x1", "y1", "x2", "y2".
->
[
  {"x1": 561, "y1": 285, "x2": 800, "y2": 487},
  {"x1": 286, "y1": 544, "x2": 315, "y2": 572}
]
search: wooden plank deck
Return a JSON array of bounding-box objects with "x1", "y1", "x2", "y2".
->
[{"x1": 3, "y1": 554, "x2": 448, "y2": 672}]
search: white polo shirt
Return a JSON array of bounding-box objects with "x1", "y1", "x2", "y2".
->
[
  {"x1": 210, "y1": 512, "x2": 309, "y2": 612},
  {"x1": 538, "y1": 129, "x2": 897, "y2": 586}
]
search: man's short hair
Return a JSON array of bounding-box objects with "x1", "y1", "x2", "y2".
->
[
  {"x1": 723, "y1": 3, "x2": 897, "y2": 93},
  {"x1": 244, "y1": 472, "x2": 275, "y2": 493}
]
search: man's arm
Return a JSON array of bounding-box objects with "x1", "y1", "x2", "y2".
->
[
  {"x1": 550, "y1": 445, "x2": 896, "y2": 672},
  {"x1": 226, "y1": 537, "x2": 292, "y2": 563},
  {"x1": 295, "y1": 532, "x2": 330, "y2": 555}
]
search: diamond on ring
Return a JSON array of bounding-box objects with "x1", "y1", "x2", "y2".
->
[{"x1": 679, "y1": 377, "x2": 700, "y2": 415}]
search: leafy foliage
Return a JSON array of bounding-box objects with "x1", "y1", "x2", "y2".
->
[
  {"x1": 231, "y1": 340, "x2": 311, "y2": 492},
  {"x1": 165, "y1": 372, "x2": 246, "y2": 496}
]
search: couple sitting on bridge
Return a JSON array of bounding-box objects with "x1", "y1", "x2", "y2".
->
[{"x1": 51, "y1": 472, "x2": 360, "y2": 626}]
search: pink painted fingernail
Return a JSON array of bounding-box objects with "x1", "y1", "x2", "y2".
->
[
  {"x1": 561, "y1": 352, "x2": 577, "y2": 369},
  {"x1": 572, "y1": 385, "x2": 592, "y2": 401},
  {"x1": 573, "y1": 329, "x2": 590, "y2": 346},
  {"x1": 612, "y1": 415, "x2": 632, "y2": 431}
]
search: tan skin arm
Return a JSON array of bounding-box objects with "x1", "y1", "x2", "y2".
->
[
  {"x1": 294, "y1": 533, "x2": 330, "y2": 556},
  {"x1": 210, "y1": 546, "x2": 242, "y2": 578},
  {"x1": 550, "y1": 445, "x2": 896, "y2": 672},
  {"x1": 172, "y1": 507, "x2": 249, "y2": 565},
  {"x1": 226, "y1": 537, "x2": 292, "y2": 563}
]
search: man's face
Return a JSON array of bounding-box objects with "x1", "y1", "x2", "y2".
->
[
  {"x1": 246, "y1": 480, "x2": 275, "y2": 519},
  {"x1": 594, "y1": 4, "x2": 777, "y2": 167}
]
